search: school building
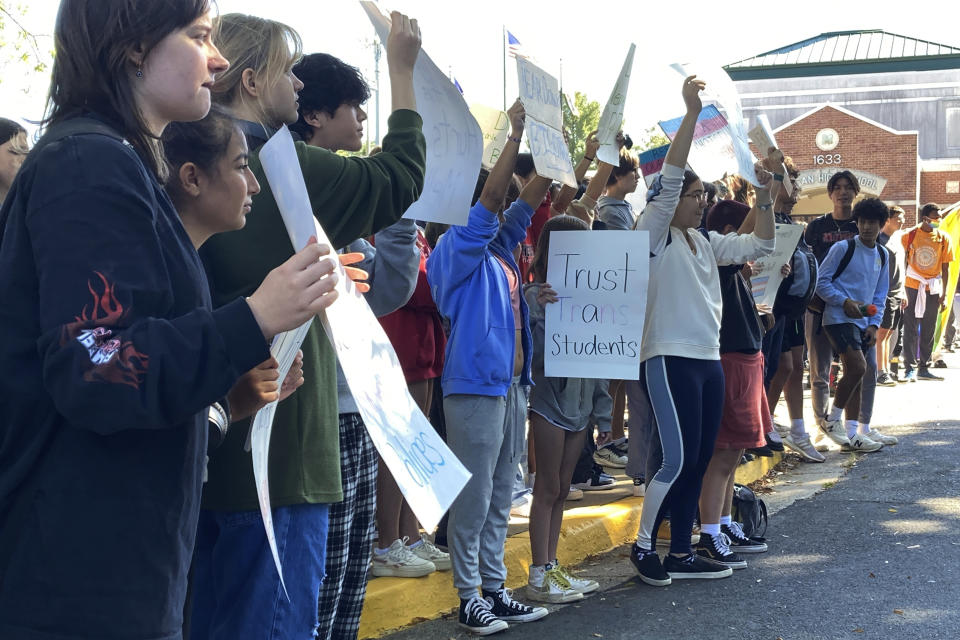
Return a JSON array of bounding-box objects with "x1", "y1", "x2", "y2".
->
[{"x1": 726, "y1": 30, "x2": 960, "y2": 223}]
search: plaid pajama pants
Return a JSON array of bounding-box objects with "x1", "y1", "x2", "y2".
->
[{"x1": 316, "y1": 413, "x2": 378, "y2": 640}]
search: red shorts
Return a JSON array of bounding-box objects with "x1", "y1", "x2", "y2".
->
[{"x1": 715, "y1": 351, "x2": 770, "y2": 450}]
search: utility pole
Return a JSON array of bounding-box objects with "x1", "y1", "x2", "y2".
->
[{"x1": 373, "y1": 39, "x2": 382, "y2": 146}]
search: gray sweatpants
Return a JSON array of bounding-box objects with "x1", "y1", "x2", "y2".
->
[{"x1": 445, "y1": 379, "x2": 528, "y2": 599}]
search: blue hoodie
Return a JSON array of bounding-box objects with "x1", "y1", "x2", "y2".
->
[{"x1": 427, "y1": 199, "x2": 535, "y2": 397}]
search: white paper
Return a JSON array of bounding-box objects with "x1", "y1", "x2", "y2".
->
[
  {"x1": 516, "y1": 57, "x2": 563, "y2": 130},
  {"x1": 526, "y1": 118, "x2": 577, "y2": 188},
  {"x1": 259, "y1": 126, "x2": 471, "y2": 550},
  {"x1": 596, "y1": 44, "x2": 636, "y2": 166},
  {"x1": 470, "y1": 104, "x2": 510, "y2": 170},
  {"x1": 749, "y1": 223, "x2": 804, "y2": 308},
  {"x1": 544, "y1": 230, "x2": 649, "y2": 378},
  {"x1": 361, "y1": 1, "x2": 482, "y2": 227},
  {"x1": 748, "y1": 114, "x2": 793, "y2": 196},
  {"x1": 670, "y1": 62, "x2": 759, "y2": 186}
]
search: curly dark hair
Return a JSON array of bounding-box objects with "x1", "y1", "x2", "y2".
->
[
  {"x1": 851, "y1": 197, "x2": 888, "y2": 224},
  {"x1": 289, "y1": 53, "x2": 370, "y2": 140}
]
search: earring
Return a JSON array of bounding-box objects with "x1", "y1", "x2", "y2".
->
[{"x1": 136, "y1": 66, "x2": 143, "y2": 78}]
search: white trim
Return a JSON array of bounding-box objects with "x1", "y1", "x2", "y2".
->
[
  {"x1": 749, "y1": 96, "x2": 938, "y2": 115},
  {"x1": 920, "y1": 159, "x2": 960, "y2": 171},
  {"x1": 771, "y1": 102, "x2": 918, "y2": 136},
  {"x1": 739, "y1": 80, "x2": 960, "y2": 99}
]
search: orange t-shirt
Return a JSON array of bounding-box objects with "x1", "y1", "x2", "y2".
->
[{"x1": 902, "y1": 226, "x2": 955, "y2": 289}]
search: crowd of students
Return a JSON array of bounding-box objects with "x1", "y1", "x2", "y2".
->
[{"x1": 0, "y1": 2, "x2": 955, "y2": 639}]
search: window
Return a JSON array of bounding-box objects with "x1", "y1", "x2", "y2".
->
[{"x1": 948, "y1": 107, "x2": 960, "y2": 149}]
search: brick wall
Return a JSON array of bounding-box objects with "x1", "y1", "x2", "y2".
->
[{"x1": 919, "y1": 170, "x2": 960, "y2": 210}]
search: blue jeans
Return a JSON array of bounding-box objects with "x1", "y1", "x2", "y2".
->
[{"x1": 190, "y1": 503, "x2": 329, "y2": 640}]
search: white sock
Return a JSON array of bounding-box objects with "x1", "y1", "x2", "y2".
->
[
  {"x1": 845, "y1": 420, "x2": 859, "y2": 438},
  {"x1": 790, "y1": 419, "x2": 806, "y2": 440},
  {"x1": 828, "y1": 404, "x2": 843, "y2": 422},
  {"x1": 701, "y1": 522, "x2": 721, "y2": 536},
  {"x1": 859, "y1": 422, "x2": 871, "y2": 435},
  {"x1": 529, "y1": 564, "x2": 546, "y2": 585}
]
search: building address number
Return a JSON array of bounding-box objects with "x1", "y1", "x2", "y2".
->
[{"x1": 813, "y1": 154, "x2": 842, "y2": 165}]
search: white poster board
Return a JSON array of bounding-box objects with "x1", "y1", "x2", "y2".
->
[
  {"x1": 361, "y1": 1, "x2": 482, "y2": 227},
  {"x1": 470, "y1": 104, "x2": 510, "y2": 170},
  {"x1": 544, "y1": 230, "x2": 649, "y2": 378},
  {"x1": 516, "y1": 57, "x2": 577, "y2": 187},
  {"x1": 257, "y1": 126, "x2": 471, "y2": 586},
  {"x1": 748, "y1": 114, "x2": 793, "y2": 196},
  {"x1": 596, "y1": 44, "x2": 636, "y2": 166},
  {"x1": 749, "y1": 223, "x2": 804, "y2": 308}
]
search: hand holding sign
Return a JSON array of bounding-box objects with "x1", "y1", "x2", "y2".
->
[
  {"x1": 385, "y1": 11, "x2": 421, "y2": 80},
  {"x1": 682, "y1": 75, "x2": 706, "y2": 116},
  {"x1": 506, "y1": 98, "x2": 526, "y2": 139}
]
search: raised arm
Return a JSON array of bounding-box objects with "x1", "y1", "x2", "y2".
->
[
  {"x1": 386, "y1": 11, "x2": 420, "y2": 113},
  {"x1": 553, "y1": 130, "x2": 599, "y2": 214},
  {"x1": 480, "y1": 99, "x2": 525, "y2": 213}
]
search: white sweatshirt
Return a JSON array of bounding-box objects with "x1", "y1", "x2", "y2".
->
[{"x1": 636, "y1": 164, "x2": 775, "y2": 362}]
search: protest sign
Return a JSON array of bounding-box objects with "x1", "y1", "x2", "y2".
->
[
  {"x1": 361, "y1": 1, "x2": 482, "y2": 227},
  {"x1": 544, "y1": 230, "x2": 649, "y2": 378},
  {"x1": 748, "y1": 114, "x2": 793, "y2": 196},
  {"x1": 257, "y1": 126, "x2": 472, "y2": 586},
  {"x1": 470, "y1": 104, "x2": 510, "y2": 170},
  {"x1": 669, "y1": 62, "x2": 758, "y2": 185},
  {"x1": 659, "y1": 105, "x2": 738, "y2": 183},
  {"x1": 597, "y1": 44, "x2": 636, "y2": 166},
  {"x1": 638, "y1": 143, "x2": 670, "y2": 188},
  {"x1": 516, "y1": 57, "x2": 576, "y2": 187},
  {"x1": 749, "y1": 223, "x2": 804, "y2": 308}
]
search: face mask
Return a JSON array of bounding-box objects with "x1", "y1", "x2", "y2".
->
[{"x1": 926, "y1": 219, "x2": 940, "y2": 229}]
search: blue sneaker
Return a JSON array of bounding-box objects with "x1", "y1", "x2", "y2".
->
[{"x1": 903, "y1": 368, "x2": 917, "y2": 382}]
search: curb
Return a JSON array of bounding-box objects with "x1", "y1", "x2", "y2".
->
[{"x1": 359, "y1": 452, "x2": 783, "y2": 638}]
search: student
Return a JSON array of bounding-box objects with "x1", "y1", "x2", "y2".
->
[
  {"x1": 525, "y1": 214, "x2": 604, "y2": 604},
  {"x1": 596, "y1": 147, "x2": 640, "y2": 231},
  {"x1": 816, "y1": 198, "x2": 891, "y2": 451},
  {"x1": 0, "y1": 117, "x2": 28, "y2": 205},
  {"x1": 0, "y1": 3, "x2": 340, "y2": 637},
  {"x1": 194, "y1": 12, "x2": 426, "y2": 639},
  {"x1": 876, "y1": 206, "x2": 906, "y2": 388},
  {"x1": 290, "y1": 50, "x2": 435, "y2": 639},
  {"x1": 428, "y1": 100, "x2": 550, "y2": 635},
  {"x1": 630, "y1": 76, "x2": 776, "y2": 586}
]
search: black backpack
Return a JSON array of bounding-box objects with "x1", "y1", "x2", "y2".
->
[
  {"x1": 806, "y1": 238, "x2": 887, "y2": 314},
  {"x1": 731, "y1": 483, "x2": 768, "y2": 539}
]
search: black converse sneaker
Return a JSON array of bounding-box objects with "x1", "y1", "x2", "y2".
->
[
  {"x1": 482, "y1": 585, "x2": 548, "y2": 623},
  {"x1": 722, "y1": 522, "x2": 769, "y2": 553},
  {"x1": 630, "y1": 543, "x2": 671, "y2": 586},
  {"x1": 663, "y1": 553, "x2": 733, "y2": 579},
  {"x1": 696, "y1": 532, "x2": 747, "y2": 569},
  {"x1": 458, "y1": 595, "x2": 508, "y2": 636}
]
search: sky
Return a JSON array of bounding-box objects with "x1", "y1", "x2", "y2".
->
[{"x1": 4, "y1": 0, "x2": 959, "y2": 145}]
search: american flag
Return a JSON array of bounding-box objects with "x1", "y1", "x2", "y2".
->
[{"x1": 507, "y1": 30, "x2": 528, "y2": 60}]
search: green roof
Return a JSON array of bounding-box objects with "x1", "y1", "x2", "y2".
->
[{"x1": 725, "y1": 30, "x2": 960, "y2": 80}]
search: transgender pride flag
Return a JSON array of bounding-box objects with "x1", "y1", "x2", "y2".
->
[
  {"x1": 638, "y1": 143, "x2": 670, "y2": 187},
  {"x1": 657, "y1": 105, "x2": 739, "y2": 181}
]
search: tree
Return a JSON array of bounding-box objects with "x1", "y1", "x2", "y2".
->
[
  {"x1": 0, "y1": 2, "x2": 50, "y2": 85},
  {"x1": 562, "y1": 91, "x2": 600, "y2": 161},
  {"x1": 635, "y1": 125, "x2": 671, "y2": 152}
]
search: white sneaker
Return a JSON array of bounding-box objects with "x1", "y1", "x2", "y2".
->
[
  {"x1": 410, "y1": 534, "x2": 451, "y2": 571},
  {"x1": 371, "y1": 537, "x2": 436, "y2": 578},
  {"x1": 842, "y1": 434, "x2": 883, "y2": 453},
  {"x1": 782, "y1": 433, "x2": 826, "y2": 463},
  {"x1": 865, "y1": 429, "x2": 898, "y2": 445},
  {"x1": 510, "y1": 492, "x2": 532, "y2": 517},
  {"x1": 818, "y1": 418, "x2": 851, "y2": 446},
  {"x1": 526, "y1": 566, "x2": 584, "y2": 603},
  {"x1": 593, "y1": 444, "x2": 627, "y2": 468},
  {"x1": 566, "y1": 486, "x2": 584, "y2": 501},
  {"x1": 553, "y1": 562, "x2": 599, "y2": 594}
]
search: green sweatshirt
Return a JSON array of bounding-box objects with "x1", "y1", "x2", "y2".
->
[{"x1": 199, "y1": 109, "x2": 426, "y2": 510}]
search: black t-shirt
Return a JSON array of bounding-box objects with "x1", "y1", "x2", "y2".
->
[
  {"x1": 804, "y1": 213, "x2": 858, "y2": 264},
  {"x1": 718, "y1": 264, "x2": 764, "y2": 354}
]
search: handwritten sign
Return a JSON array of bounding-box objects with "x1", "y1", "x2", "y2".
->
[
  {"x1": 544, "y1": 230, "x2": 649, "y2": 378},
  {"x1": 748, "y1": 114, "x2": 793, "y2": 196},
  {"x1": 470, "y1": 104, "x2": 510, "y2": 170},
  {"x1": 597, "y1": 44, "x2": 636, "y2": 166},
  {"x1": 659, "y1": 105, "x2": 738, "y2": 183},
  {"x1": 361, "y1": 1, "x2": 482, "y2": 227},
  {"x1": 516, "y1": 57, "x2": 576, "y2": 187},
  {"x1": 257, "y1": 126, "x2": 471, "y2": 587},
  {"x1": 749, "y1": 223, "x2": 804, "y2": 308}
]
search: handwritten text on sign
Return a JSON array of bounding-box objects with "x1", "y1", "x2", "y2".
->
[
  {"x1": 545, "y1": 230, "x2": 650, "y2": 379},
  {"x1": 516, "y1": 57, "x2": 563, "y2": 130}
]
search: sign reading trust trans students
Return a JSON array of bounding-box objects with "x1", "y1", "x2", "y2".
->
[{"x1": 544, "y1": 230, "x2": 649, "y2": 379}]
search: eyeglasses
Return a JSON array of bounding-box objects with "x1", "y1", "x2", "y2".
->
[{"x1": 682, "y1": 191, "x2": 707, "y2": 202}]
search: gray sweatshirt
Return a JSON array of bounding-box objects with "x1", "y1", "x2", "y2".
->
[
  {"x1": 597, "y1": 195, "x2": 636, "y2": 231},
  {"x1": 524, "y1": 283, "x2": 612, "y2": 432},
  {"x1": 336, "y1": 218, "x2": 420, "y2": 414}
]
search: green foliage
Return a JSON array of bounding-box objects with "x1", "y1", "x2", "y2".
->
[
  {"x1": 562, "y1": 91, "x2": 600, "y2": 161},
  {"x1": 636, "y1": 125, "x2": 671, "y2": 152},
  {"x1": 0, "y1": 2, "x2": 50, "y2": 86}
]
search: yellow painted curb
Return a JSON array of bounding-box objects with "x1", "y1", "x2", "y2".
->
[{"x1": 358, "y1": 452, "x2": 782, "y2": 638}]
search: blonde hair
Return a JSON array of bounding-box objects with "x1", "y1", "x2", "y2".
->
[{"x1": 212, "y1": 13, "x2": 302, "y2": 127}]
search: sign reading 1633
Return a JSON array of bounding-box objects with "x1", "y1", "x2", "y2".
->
[{"x1": 814, "y1": 153, "x2": 842, "y2": 165}]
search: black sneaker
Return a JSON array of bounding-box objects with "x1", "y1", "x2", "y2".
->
[
  {"x1": 765, "y1": 433, "x2": 784, "y2": 452},
  {"x1": 933, "y1": 359, "x2": 948, "y2": 369},
  {"x1": 747, "y1": 445, "x2": 773, "y2": 457},
  {"x1": 876, "y1": 371, "x2": 897, "y2": 387},
  {"x1": 696, "y1": 532, "x2": 747, "y2": 569},
  {"x1": 630, "y1": 543, "x2": 671, "y2": 586},
  {"x1": 459, "y1": 596, "x2": 508, "y2": 636},
  {"x1": 722, "y1": 522, "x2": 769, "y2": 553},
  {"x1": 663, "y1": 553, "x2": 733, "y2": 579},
  {"x1": 918, "y1": 368, "x2": 944, "y2": 380},
  {"x1": 482, "y1": 585, "x2": 547, "y2": 623}
]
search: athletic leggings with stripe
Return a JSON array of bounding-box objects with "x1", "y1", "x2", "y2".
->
[{"x1": 637, "y1": 355, "x2": 725, "y2": 555}]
